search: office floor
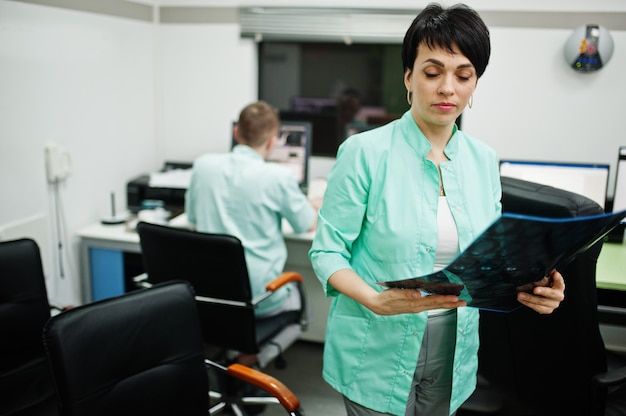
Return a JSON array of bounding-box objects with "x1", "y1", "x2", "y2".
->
[
  {"x1": 259, "y1": 340, "x2": 344, "y2": 415},
  {"x1": 246, "y1": 342, "x2": 626, "y2": 416},
  {"x1": 254, "y1": 342, "x2": 537, "y2": 416}
]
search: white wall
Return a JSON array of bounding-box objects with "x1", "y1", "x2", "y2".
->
[
  {"x1": 0, "y1": 1, "x2": 156, "y2": 304},
  {"x1": 157, "y1": 23, "x2": 257, "y2": 163},
  {"x1": 463, "y1": 26, "x2": 626, "y2": 197}
]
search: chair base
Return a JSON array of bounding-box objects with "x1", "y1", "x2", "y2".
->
[
  {"x1": 207, "y1": 358, "x2": 303, "y2": 416},
  {"x1": 210, "y1": 385, "x2": 286, "y2": 415},
  {"x1": 209, "y1": 362, "x2": 273, "y2": 415}
]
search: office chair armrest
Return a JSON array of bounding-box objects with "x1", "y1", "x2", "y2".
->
[
  {"x1": 226, "y1": 363, "x2": 301, "y2": 413},
  {"x1": 265, "y1": 271, "x2": 303, "y2": 292},
  {"x1": 265, "y1": 271, "x2": 310, "y2": 331},
  {"x1": 592, "y1": 365, "x2": 626, "y2": 388}
]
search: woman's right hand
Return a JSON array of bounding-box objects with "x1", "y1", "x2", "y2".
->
[
  {"x1": 328, "y1": 269, "x2": 466, "y2": 316},
  {"x1": 367, "y1": 287, "x2": 466, "y2": 315}
]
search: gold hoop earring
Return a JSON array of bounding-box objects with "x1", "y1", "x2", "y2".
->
[
  {"x1": 468, "y1": 95, "x2": 474, "y2": 109},
  {"x1": 407, "y1": 90, "x2": 412, "y2": 106}
]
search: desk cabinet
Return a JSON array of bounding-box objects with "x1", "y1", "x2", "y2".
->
[{"x1": 79, "y1": 224, "x2": 143, "y2": 302}]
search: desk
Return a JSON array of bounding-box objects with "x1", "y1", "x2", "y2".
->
[
  {"x1": 597, "y1": 242, "x2": 626, "y2": 292},
  {"x1": 596, "y1": 242, "x2": 626, "y2": 351},
  {"x1": 77, "y1": 220, "x2": 331, "y2": 343},
  {"x1": 78, "y1": 222, "x2": 626, "y2": 346},
  {"x1": 78, "y1": 222, "x2": 141, "y2": 303}
]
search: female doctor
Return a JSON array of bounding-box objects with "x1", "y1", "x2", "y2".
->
[{"x1": 308, "y1": 3, "x2": 565, "y2": 415}]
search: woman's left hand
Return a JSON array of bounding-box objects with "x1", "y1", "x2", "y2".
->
[{"x1": 516, "y1": 269, "x2": 565, "y2": 314}]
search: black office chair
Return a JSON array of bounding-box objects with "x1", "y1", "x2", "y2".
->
[
  {"x1": 42, "y1": 280, "x2": 304, "y2": 416},
  {"x1": 459, "y1": 177, "x2": 626, "y2": 416},
  {"x1": 134, "y1": 221, "x2": 308, "y2": 414},
  {"x1": 0, "y1": 238, "x2": 59, "y2": 416}
]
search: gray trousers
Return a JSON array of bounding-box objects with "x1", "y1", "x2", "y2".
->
[{"x1": 343, "y1": 310, "x2": 457, "y2": 416}]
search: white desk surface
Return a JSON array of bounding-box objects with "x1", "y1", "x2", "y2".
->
[
  {"x1": 78, "y1": 221, "x2": 139, "y2": 243},
  {"x1": 77, "y1": 213, "x2": 315, "y2": 244}
]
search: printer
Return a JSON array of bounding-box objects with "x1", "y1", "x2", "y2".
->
[{"x1": 126, "y1": 161, "x2": 192, "y2": 214}]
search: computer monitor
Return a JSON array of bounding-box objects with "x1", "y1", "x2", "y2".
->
[
  {"x1": 280, "y1": 110, "x2": 338, "y2": 157},
  {"x1": 499, "y1": 160, "x2": 610, "y2": 209},
  {"x1": 612, "y1": 146, "x2": 626, "y2": 221},
  {"x1": 232, "y1": 120, "x2": 312, "y2": 193}
]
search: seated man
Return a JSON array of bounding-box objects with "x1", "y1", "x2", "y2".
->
[{"x1": 185, "y1": 100, "x2": 320, "y2": 365}]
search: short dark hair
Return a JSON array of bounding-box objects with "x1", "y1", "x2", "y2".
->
[
  {"x1": 236, "y1": 101, "x2": 279, "y2": 147},
  {"x1": 401, "y1": 3, "x2": 491, "y2": 78}
]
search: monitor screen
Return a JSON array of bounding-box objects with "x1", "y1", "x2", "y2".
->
[
  {"x1": 232, "y1": 120, "x2": 312, "y2": 193},
  {"x1": 279, "y1": 110, "x2": 338, "y2": 157},
  {"x1": 612, "y1": 147, "x2": 626, "y2": 222},
  {"x1": 499, "y1": 160, "x2": 610, "y2": 209}
]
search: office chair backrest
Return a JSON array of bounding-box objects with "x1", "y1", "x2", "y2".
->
[
  {"x1": 136, "y1": 221, "x2": 259, "y2": 354},
  {"x1": 501, "y1": 175, "x2": 605, "y2": 217},
  {"x1": 477, "y1": 177, "x2": 607, "y2": 415},
  {"x1": 42, "y1": 281, "x2": 208, "y2": 416},
  {"x1": 136, "y1": 221, "x2": 252, "y2": 300},
  {"x1": 0, "y1": 238, "x2": 58, "y2": 416},
  {"x1": 0, "y1": 238, "x2": 51, "y2": 368}
]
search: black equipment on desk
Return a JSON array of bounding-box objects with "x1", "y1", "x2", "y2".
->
[
  {"x1": 607, "y1": 146, "x2": 626, "y2": 243},
  {"x1": 126, "y1": 161, "x2": 191, "y2": 213}
]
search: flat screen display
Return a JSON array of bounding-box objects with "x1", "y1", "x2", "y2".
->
[
  {"x1": 499, "y1": 160, "x2": 610, "y2": 209},
  {"x1": 279, "y1": 110, "x2": 338, "y2": 157},
  {"x1": 232, "y1": 120, "x2": 312, "y2": 193}
]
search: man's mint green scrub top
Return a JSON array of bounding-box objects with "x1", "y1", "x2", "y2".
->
[
  {"x1": 309, "y1": 111, "x2": 502, "y2": 415},
  {"x1": 186, "y1": 145, "x2": 315, "y2": 316}
]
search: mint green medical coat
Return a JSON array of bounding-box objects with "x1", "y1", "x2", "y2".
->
[
  {"x1": 186, "y1": 145, "x2": 315, "y2": 316},
  {"x1": 309, "y1": 111, "x2": 502, "y2": 415}
]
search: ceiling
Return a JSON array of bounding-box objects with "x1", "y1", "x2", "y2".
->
[{"x1": 123, "y1": 0, "x2": 626, "y2": 13}]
